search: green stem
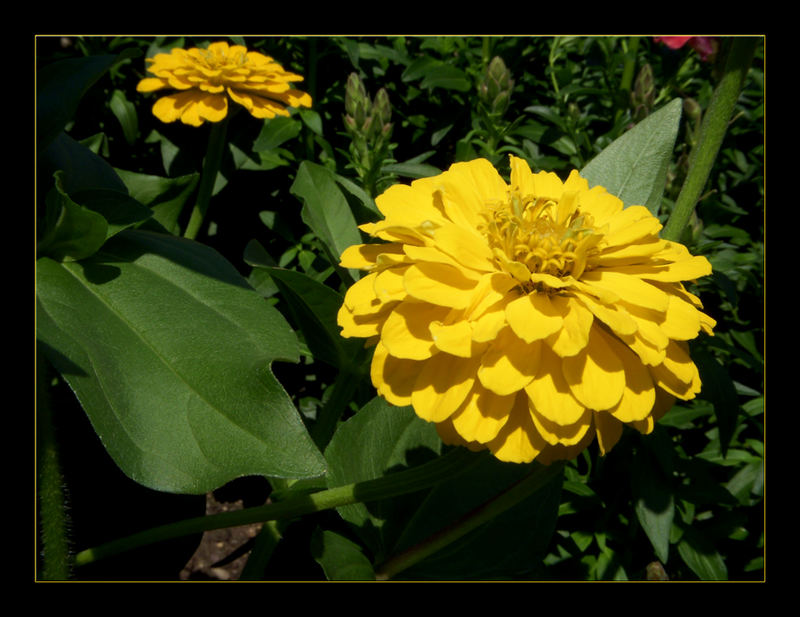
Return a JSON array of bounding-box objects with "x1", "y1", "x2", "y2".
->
[
  {"x1": 374, "y1": 461, "x2": 565, "y2": 580},
  {"x1": 37, "y1": 354, "x2": 72, "y2": 580},
  {"x1": 73, "y1": 447, "x2": 482, "y2": 568},
  {"x1": 619, "y1": 37, "x2": 640, "y2": 94},
  {"x1": 183, "y1": 115, "x2": 230, "y2": 240},
  {"x1": 662, "y1": 37, "x2": 758, "y2": 242},
  {"x1": 238, "y1": 520, "x2": 282, "y2": 580}
]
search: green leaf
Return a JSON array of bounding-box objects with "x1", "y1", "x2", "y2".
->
[
  {"x1": 677, "y1": 526, "x2": 728, "y2": 580},
  {"x1": 37, "y1": 50, "x2": 140, "y2": 151},
  {"x1": 693, "y1": 346, "x2": 740, "y2": 458},
  {"x1": 109, "y1": 89, "x2": 138, "y2": 145},
  {"x1": 580, "y1": 98, "x2": 683, "y2": 215},
  {"x1": 253, "y1": 116, "x2": 302, "y2": 152},
  {"x1": 631, "y1": 446, "x2": 674, "y2": 564},
  {"x1": 36, "y1": 229, "x2": 326, "y2": 494},
  {"x1": 115, "y1": 168, "x2": 200, "y2": 235},
  {"x1": 68, "y1": 187, "x2": 153, "y2": 238},
  {"x1": 40, "y1": 132, "x2": 129, "y2": 196},
  {"x1": 311, "y1": 528, "x2": 375, "y2": 580},
  {"x1": 290, "y1": 161, "x2": 362, "y2": 277},
  {"x1": 392, "y1": 457, "x2": 563, "y2": 580},
  {"x1": 37, "y1": 172, "x2": 109, "y2": 262},
  {"x1": 324, "y1": 397, "x2": 442, "y2": 559},
  {"x1": 402, "y1": 57, "x2": 471, "y2": 92},
  {"x1": 243, "y1": 252, "x2": 364, "y2": 371}
]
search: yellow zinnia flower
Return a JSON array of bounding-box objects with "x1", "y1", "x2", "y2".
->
[
  {"x1": 337, "y1": 156, "x2": 716, "y2": 465},
  {"x1": 136, "y1": 41, "x2": 312, "y2": 126}
]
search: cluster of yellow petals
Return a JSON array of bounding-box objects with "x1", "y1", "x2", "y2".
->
[
  {"x1": 136, "y1": 41, "x2": 311, "y2": 126},
  {"x1": 337, "y1": 156, "x2": 716, "y2": 464}
]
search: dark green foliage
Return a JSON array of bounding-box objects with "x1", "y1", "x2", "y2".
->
[{"x1": 35, "y1": 35, "x2": 763, "y2": 581}]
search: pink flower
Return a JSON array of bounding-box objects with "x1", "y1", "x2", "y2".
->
[{"x1": 654, "y1": 36, "x2": 718, "y2": 62}]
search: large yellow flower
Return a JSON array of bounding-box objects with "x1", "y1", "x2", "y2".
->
[
  {"x1": 136, "y1": 41, "x2": 312, "y2": 126},
  {"x1": 338, "y1": 156, "x2": 716, "y2": 464}
]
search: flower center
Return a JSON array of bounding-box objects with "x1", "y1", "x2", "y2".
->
[{"x1": 480, "y1": 189, "x2": 602, "y2": 291}]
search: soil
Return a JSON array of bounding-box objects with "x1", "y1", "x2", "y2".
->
[{"x1": 179, "y1": 491, "x2": 264, "y2": 581}]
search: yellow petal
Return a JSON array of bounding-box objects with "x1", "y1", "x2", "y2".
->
[
  {"x1": 370, "y1": 342, "x2": 419, "y2": 406},
  {"x1": 487, "y1": 395, "x2": 549, "y2": 463},
  {"x1": 375, "y1": 182, "x2": 447, "y2": 227},
  {"x1": 478, "y1": 328, "x2": 542, "y2": 396},
  {"x1": 404, "y1": 262, "x2": 478, "y2": 309},
  {"x1": 436, "y1": 159, "x2": 508, "y2": 226},
  {"x1": 660, "y1": 293, "x2": 703, "y2": 341},
  {"x1": 343, "y1": 272, "x2": 379, "y2": 312},
  {"x1": 411, "y1": 354, "x2": 481, "y2": 422},
  {"x1": 227, "y1": 88, "x2": 289, "y2": 118},
  {"x1": 505, "y1": 291, "x2": 564, "y2": 343},
  {"x1": 562, "y1": 326, "x2": 625, "y2": 411},
  {"x1": 136, "y1": 77, "x2": 168, "y2": 92},
  {"x1": 580, "y1": 270, "x2": 669, "y2": 312},
  {"x1": 630, "y1": 388, "x2": 676, "y2": 434},
  {"x1": 530, "y1": 405, "x2": 592, "y2": 446},
  {"x1": 603, "y1": 205, "x2": 662, "y2": 247},
  {"x1": 546, "y1": 295, "x2": 594, "y2": 357},
  {"x1": 430, "y1": 222, "x2": 496, "y2": 272},
  {"x1": 611, "y1": 256, "x2": 713, "y2": 283},
  {"x1": 577, "y1": 185, "x2": 623, "y2": 226},
  {"x1": 594, "y1": 411, "x2": 624, "y2": 455},
  {"x1": 649, "y1": 341, "x2": 702, "y2": 399},
  {"x1": 373, "y1": 268, "x2": 409, "y2": 305},
  {"x1": 573, "y1": 292, "x2": 637, "y2": 337},
  {"x1": 339, "y1": 243, "x2": 405, "y2": 269},
  {"x1": 430, "y1": 319, "x2": 480, "y2": 358},
  {"x1": 380, "y1": 301, "x2": 449, "y2": 360},
  {"x1": 602, "y1": 333, "x2": 656, "y2": 423},
  {"x1": 450, "y1": 384, "x2": 514, "y2": 443},
  {"x1": 337, "y1": 302, "x2": 389, "y2": 338},
  {"x1": 525, "y1": 345, "x2": 586, "y2": 425}
]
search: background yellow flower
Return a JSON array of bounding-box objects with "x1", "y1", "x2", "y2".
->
[
  {"x1": 136, "y1": 41, "x2": 311, "y2": 126},
  {"x1": 338, "y1": 156, "x2": 716, "y2": 464}
]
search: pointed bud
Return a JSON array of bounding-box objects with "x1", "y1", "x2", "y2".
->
[
  {"x1": 344, "y1": 72, "x2": 368, "y2": 118},
  {"x1": 479, "y1": 56, "x2": 513, "y2": 116},
  {"x1": 632, "y1": 63, "x2": 655, "y2": 109},
  {"x1": 373, "y1": 88, "x2": 392, "y2": 126}
]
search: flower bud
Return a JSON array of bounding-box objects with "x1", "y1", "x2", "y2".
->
[
  {"x1": 479, "y1": 56, "x2": 513, "y2": 116},
  {"x1": 632, "y1": 63, "x2": 655, "y2": 109},
  {"x1": 344, "y1": 73, "x2": 368, "y2": 119},
  {"x1": 373, "y1": 88, "x2": 392, "y2": 126}
]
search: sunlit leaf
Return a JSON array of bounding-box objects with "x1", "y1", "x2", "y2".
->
[
  {"x1": 581, "y1": 98, "x2": 683, "y2": 215},
  {"x1": 37, "y1": 229, "x2": 326, "y2": 494}
]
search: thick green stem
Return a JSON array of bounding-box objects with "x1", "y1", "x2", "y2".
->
[
  {"x1": 619, "y1": 37, "x2": 640, "y2": 94},
  {"x1": 37, "y1": 354, "x2": 72, "y2": 580},
  {"x1": 662, "y1": 37, "x2": 758, "y2": 242},
  {"x1": 374, "y1": 461, "x2": 564, "y2": 580},
  {"x1": 183, "y1": 115, "x2": 230, "y2": 240},
  {"x1": 73, "y1": 447, "x2": 481, "y2": 568}
]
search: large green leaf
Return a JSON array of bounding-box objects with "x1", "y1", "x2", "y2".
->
[
  {"x1": 581, "y1": 98, "x2": 683, "y2": 215},
  {"x1": 290, "y1": 161, "x2": 362, "y2": 278},
  {"x1": 36, "y1": 229, "x2": 326, "y2": 494}
]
